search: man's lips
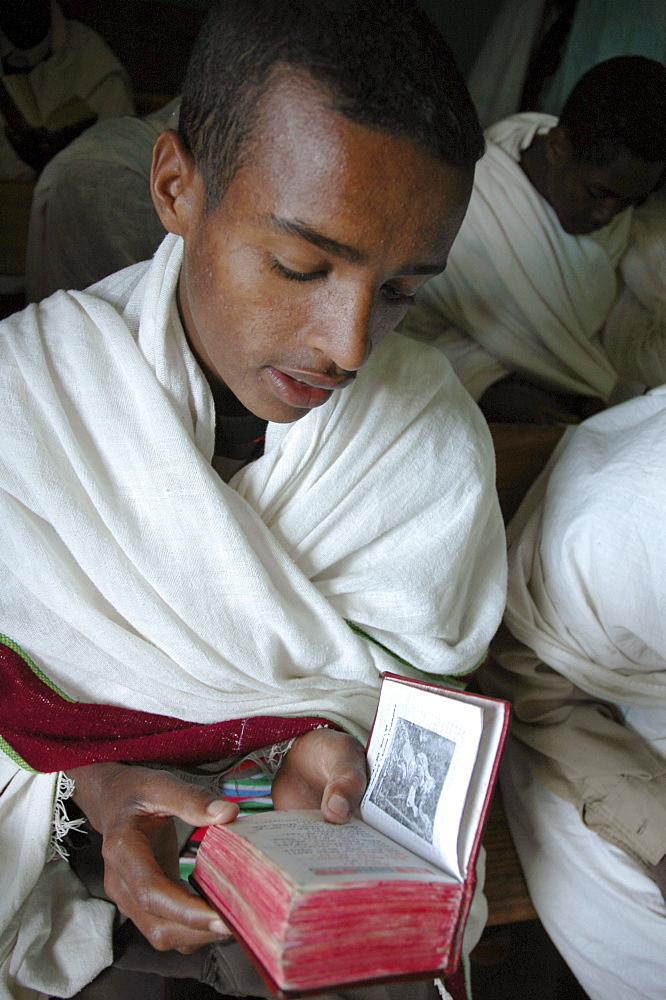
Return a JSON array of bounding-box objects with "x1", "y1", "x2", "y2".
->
[{"x1": 265, "y1": 366, "x2": 355, "y2": 409}]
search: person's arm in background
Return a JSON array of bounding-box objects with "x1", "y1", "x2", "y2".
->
[{"x1": 481, "y1": 623, "x2": 666, "y2": 900}]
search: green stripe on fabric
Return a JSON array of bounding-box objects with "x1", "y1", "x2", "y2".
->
[
  {"x1": 344, "y1": 620, "x2": 487, "y2": 691},
  {"x1": 0, "y1": 633, "x2": 75, "y2": 701},
  {"x1": 0, "y1": 736, "x2": 34, "y2": 771}
]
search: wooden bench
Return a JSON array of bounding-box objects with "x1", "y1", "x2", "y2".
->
[
  {"x1": 478, "y1": 423, "x2": 566, "y2": 929},
  {"x1": 482, "y1": 792, "x2": 537, "y2": 926},
  {"x1": 489, "y1": 422, "x2": 566, "y2": 524}
]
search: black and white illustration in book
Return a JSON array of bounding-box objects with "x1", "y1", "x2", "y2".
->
[{"x1": 369, "y1": 718, "x2": 455, "y2": 842}]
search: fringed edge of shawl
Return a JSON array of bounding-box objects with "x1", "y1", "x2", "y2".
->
[{"x1": 49, "y1": 771, "x2": 86, "y2": 862}]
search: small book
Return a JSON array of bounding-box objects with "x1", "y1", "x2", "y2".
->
[{"x1": 191, "y1": 671, "x2": 510, "y2": 997}]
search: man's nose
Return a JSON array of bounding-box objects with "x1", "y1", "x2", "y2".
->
[{"x1": 307, "y1": 287, "x2": 375, "y2": 373}]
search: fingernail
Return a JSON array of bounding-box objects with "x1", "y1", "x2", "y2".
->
[
  {"x1": 327, "y1": 794, "x2": 350, "y2": 821},
  {"x1": 206, "y1": 799, "x2": 228, "y2": 817},
  {"x1": 209, "y1": 918, "x2": 228, "y2": 935}
]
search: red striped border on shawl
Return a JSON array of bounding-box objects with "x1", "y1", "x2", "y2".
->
[{"x1": 0, "y1": 636, "x2": 340, "y2": 773}]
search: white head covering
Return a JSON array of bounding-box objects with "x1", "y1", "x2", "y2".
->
[{"x1": 505, "y1": 387, "x2": 666, "y2": 706}]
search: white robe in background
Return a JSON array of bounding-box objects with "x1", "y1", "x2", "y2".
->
[
  {"x1": 399, "y1": 114, "x2": 660, "y2": 406},
  {"x1": 0, "y1": 2, "x2": 135, "y2": 183},
  {"x1": 466, "y1": 0, "x2": 666, "y2": 123},
  {"x1": 602, "y1": 192, "x2": 666, "y2": 390},
  {"x1": 496, "y1": 389, "x2": 666, "y2": 1000},
  {"x1": 466, "y1": 0, "x2": 546, "y2": 128},
  {"x1": 0, "y1": 234, "x2": 506, "y2": 998},
  {"x1": 25, "y1": 100, "x2": 179, "y2": 303}
]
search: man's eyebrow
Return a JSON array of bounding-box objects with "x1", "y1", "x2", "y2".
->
[
  {"x1": 267, "y1": 215, "x2": 364, "y2": 263},
  {"x1": 267, "y1": 214, "x2": 448, "y2": 276}
]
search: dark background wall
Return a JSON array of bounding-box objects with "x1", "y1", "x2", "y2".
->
[{"x1": 59, "y1": 0, "x2": 505, "y2": 100}]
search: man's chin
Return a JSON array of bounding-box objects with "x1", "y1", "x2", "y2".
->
[{"x1": 242, "y1": 395, "x2": 312, "y2": 424}]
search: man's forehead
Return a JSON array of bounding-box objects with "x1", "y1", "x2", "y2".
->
[
  {"x1": 248, "y1": 70, "x2": 338, "y2": 154},
  {"x1": 239, "y1": 70, "x2": 447, "y2": 195},
  {"x1": 204, "y1": 69, "x2": 472, "y2": 274}
]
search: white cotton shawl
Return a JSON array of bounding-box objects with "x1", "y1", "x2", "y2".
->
[
  {"x1": 0, "y1": 234, "x2": 505, "y2": 998},
  {"x1": 466, "y1": 0, "x2": 547, "y2": 128},
  {"x1": 504, "y1": 386, "x2": 666, "y2": 708},
  {"x1": 602, "y1": 192, "x2": 666, "y2": 390},
  {"x1": 400, "y1": 114, "x2": 631, "y2": 403}
]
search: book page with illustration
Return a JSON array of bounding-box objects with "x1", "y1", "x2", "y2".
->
[{"x1": 361, "y1": 677, "x2": 484, "y2": 880}]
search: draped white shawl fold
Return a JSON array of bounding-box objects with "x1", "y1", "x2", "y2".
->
[
  {"x1": 0, "y1": 234, "x2": 505, "y2": 997},
  {"x1": 400, "y1": 114, "x2": 631, "y2": 403},
  {"x1": 602, "y1": 192, "x2": 666, "y2": 390},
  {"x1": 466, "y1": 0, "x2": 546, "y2": 128},
  {"x1": 504, "y1": 386, "x2": 666, "y2": 707}
]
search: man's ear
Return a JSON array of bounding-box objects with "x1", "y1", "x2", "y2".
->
[
  {"x1": 545, "y1": 126, "x2": 572, "y2": 167},
  {"x1": 150, "y1": 129, "x2": 202, "y2": 236}
]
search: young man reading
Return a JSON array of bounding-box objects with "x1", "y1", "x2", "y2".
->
[{"x1": 0, "y1": 2, "x2": 507, "y2": 998}]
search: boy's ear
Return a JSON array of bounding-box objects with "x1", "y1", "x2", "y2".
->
[
  {"x1": 150, "y1": 129, "x2": 203, "y2": 236},
  {"x1": 545, "y1": 126, "x2": 572, "y2": 167}
]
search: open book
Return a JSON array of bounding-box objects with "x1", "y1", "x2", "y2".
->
[{"x1": 191, "y1": 672, "x2": 510, "y2": 997}]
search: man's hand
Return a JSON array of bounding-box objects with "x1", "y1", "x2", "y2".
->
[
  {"x1": 271, "y1": 728, "x2": 368, "y2": 823},
  {"x1": 5, "y1": 116, "x2": 98, "y2": 172},
  {"x1": 0, "y1": 79, "x2": 97, "y2": 172},
  {"x1": 66, "y1": 762, "x2": 238, "y2": 953}
]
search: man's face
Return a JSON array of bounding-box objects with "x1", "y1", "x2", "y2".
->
[
  {"x1": 165, "y1": 76, "x2": 472, "y2": 423},
  {"x1": 546, "y1": 142, "x2": 664, "y2": 236},
  {"x1": 0, "y1": 0, "x2": 50, "y2": 49}
]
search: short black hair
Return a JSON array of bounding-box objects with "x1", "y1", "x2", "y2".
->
[
  {"x1": 558, "y1": 55, "x2": 666, "y2": 166},
  {"x1": 178, "y1": 0, "x2": 483, "y2": 211}
]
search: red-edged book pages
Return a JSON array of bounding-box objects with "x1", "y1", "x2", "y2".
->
[{"x1": 192, "y1": 672, "x2": 510, "y2": 997}]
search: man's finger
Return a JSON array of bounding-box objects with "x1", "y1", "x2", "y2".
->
[
  {"x1": 272, "y1": 728, "x2": 367, "y2": 820},
  {"x1": 103, "y1": 827, "x2": 224, "y2": 931},
  {"x1": 117, "y1": 903, "x2": 231, "y2": 953},
  {"x1": 115, "y1": 767, "x2": 240, "y2": 829},
  {"x1": 319, "y1": 751, "x2": 368, "y2": 823}
]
